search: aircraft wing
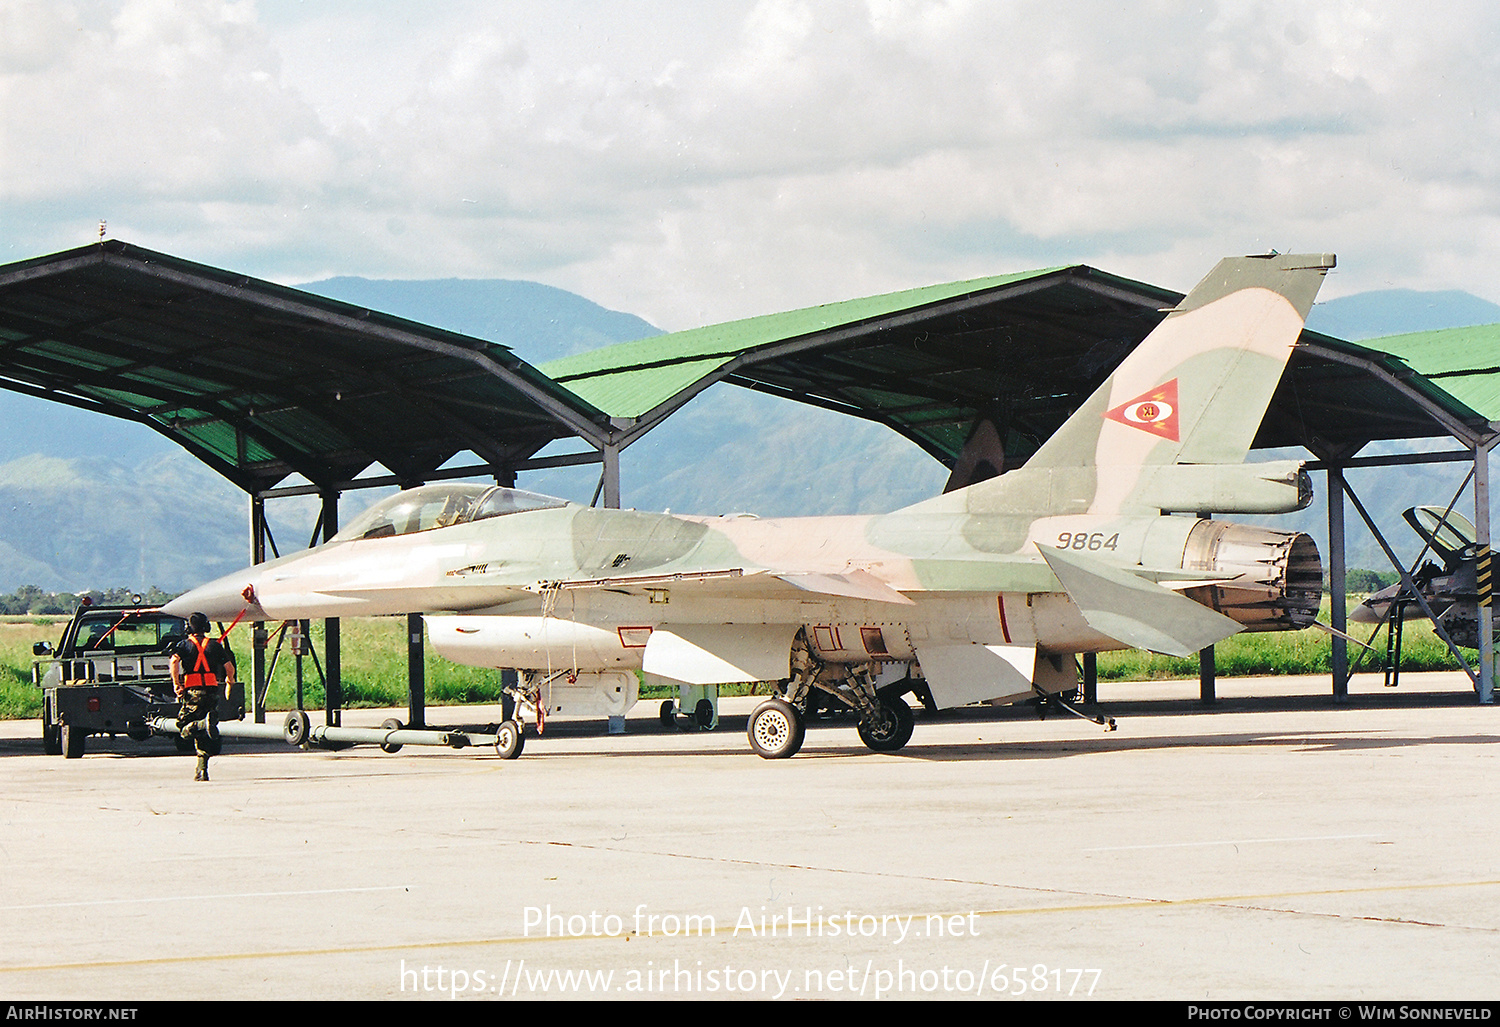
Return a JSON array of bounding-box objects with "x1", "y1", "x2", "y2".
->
[
  {"x1": 535, "y1": 560, "x2": 1057, "y2": 603},
  {"x1": 772, "y1": 570, "x2": 914, "y2": 605}
]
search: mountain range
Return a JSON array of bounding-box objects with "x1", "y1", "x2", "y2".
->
[{"x1": 0, "y1": 276, "x2": 1496, "y2": 593}]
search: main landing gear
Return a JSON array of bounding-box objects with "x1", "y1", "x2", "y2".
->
[
  {"x1": 746, "y1": 631, "x2": 919, "y2": 760},
  {"x1": 747, "y1": 690, "x2": 917, "y2": 760},
  {"x1": 747, "y1": 698, "x2": 805, "y2": 759}
]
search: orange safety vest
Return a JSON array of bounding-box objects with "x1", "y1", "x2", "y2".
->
[{"x1": 183, "y1": 636, "x2": 218, "y2": 690}]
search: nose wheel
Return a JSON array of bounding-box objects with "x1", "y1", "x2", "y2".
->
[{"x1": 494, "y1": 719, "x2": 525, "y2": 760}]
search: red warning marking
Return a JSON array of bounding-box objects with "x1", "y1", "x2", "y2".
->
[{"x1": 1104, "y1": 378, "x2": 1179, "y2": 441}]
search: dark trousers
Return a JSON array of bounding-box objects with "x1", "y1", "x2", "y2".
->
[{"x1": 176, "y1": 688, "x2": 222, "y2": 758}]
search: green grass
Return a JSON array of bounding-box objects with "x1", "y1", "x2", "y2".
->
[
  {"x1": 0, "y1": 604, "x2": 1479, "y2": 720},
  {"x1": 0, "y1": 618, "x2": 66, "y2": 719},
  {"x1": 262, "y1": 618, "x2": 513, "y2": 709}
]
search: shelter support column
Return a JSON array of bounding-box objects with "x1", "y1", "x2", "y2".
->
[
  {"x1": 408, "y1": 613, "x2": 426, "y2": 728},
  {"x1": 1197, "y1": 510, "x2": 1215, "y2": 704},
  {"x1": 1477, "y1": 442, "x2": 1494, "y2": 704},
  {"x1": 602, "y1": 442, "x2": 621, "y2": 510},
  {"x1": 1327, "y1": 465, "x2": 1349, "y2": 700},
  {"x1": 321, "y1": 489, "x2": 341, "y2": 726},
  {"x1": 250, "y1": 494, "x2": 267, "y2": 724}
]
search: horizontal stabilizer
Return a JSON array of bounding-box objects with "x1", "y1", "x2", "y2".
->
[
  {"x1": 1040, "y1": 545, "x2": 1242, "y2": 657},
  {"x1": 642, "y1": 624, "x2": 800, "y2": 685},
  {"x1": 775, "y1": 569, "x2": 915, "y2": 605}
]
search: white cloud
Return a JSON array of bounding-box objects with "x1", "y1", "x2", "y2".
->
[{"x1": 3, "y1": 0, "x2": 1499, "y2": 326}]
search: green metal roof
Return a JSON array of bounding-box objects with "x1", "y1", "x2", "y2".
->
[
  {"x1": 543, "y1": 265, "x2": 1183, "y2": 468},
  {"x1": 543, "y1": 265, "x2": 1500, "y2": 466},
  {"x1": 542, "y1": 267, "x2": 1069, "y2": 418},
  {"x1": 1359, "y1": 324, "x2": 1500, "y2": 422}
]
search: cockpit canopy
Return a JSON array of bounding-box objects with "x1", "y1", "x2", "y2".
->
[{"x1": 331, "y1": 484, "x2": 568, "y2": 543}]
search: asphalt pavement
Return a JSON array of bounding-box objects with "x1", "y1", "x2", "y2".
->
[{"x1": 1, "y1": 671, "x2": 1496, "y2": 1002}]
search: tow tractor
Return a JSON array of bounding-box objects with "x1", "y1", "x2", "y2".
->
[
  {"x1": 35, "y1": 601, "x2": 526, "y2": 759},
  {"x1": 33, "y1": 599, "x2": 245, "y2": 758}
]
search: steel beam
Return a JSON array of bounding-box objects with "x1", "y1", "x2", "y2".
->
[
  {"x1": 1476, "y1": 441, "x2": 1494, "y2": 703},
  {"x1": 1327, "y1": 465, "x2": 1349, "y2": 700},
  {"x1": 1343, "y1": 479, "x2": 1480, "y2": 688},
  {"x1": 408, "y1": 612, "x2": 426, "y2": 729},
  {"x1": 1303, "y1": 449, "x2": 1475, "y2": 470},
  {"x1": 321, "y1": 489, "x2": 342, "y2": 726},
  {"x1": 601, "y1": 442, "x2": 621, "y2": 509},
  {"x1": 250, "y1": 494, "x2": 268, "y2": 723}
]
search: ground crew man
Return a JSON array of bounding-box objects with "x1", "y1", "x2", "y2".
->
[{"x1": 170, "y1": 611, "x2": 236, "y2": 781}]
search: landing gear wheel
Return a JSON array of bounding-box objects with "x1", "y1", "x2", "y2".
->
[
  {"x1": 693, "y1": 698, "x2": 715, "y2": 729},
  {"x1": 379, "y1": 718, "x2": 404, "y2": 754},
  {"x1": 747, "y1": 699, "x2": 804, "y2": 759},
  {"x1": 283, "y1": 710, "x2": 311, "y2": 746},
  {"x1": 857, "y1": 697, "x2": 914, "y2": 753},
  {"x1": 495, "y1": 719, "x2": 525, "y2": 760},
  {"x1": 174, "y1": 735, "x2": 194, "y2": 754},
  {"x1": 660, "y1": 699, "x2": 676, "y2": 728},
  {"x1": 60, "y1": 722, "x2": 85, "y2": 759}
]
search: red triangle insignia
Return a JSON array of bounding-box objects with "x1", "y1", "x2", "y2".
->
[{"x1": 1103, "y1": 379, "x2": 1179, "y2": 441}]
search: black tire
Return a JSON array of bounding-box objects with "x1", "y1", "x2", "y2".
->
[
  {"x1": 174, "y1": 735, "x2": 195, "y2": 754},
  {"x1": 659, "y1": 699, "x2": 676, "y2": 728},
  {"x1": 42, "y1": 719, "x2": 62, "y2": 756},
  {"x1": 747, "y1": 699, "x2": 804, "y2": 759},
  {"x1": 857, "y1": 696, "x2": 915, "y2": 753},
  {"x1": 283, "y1": 710, "x2": 310, "y2": 746},
  {"x1": 495, "y1": 719, "x2": 524, "y2": 760},
  {"x1": 379, "y1": 718, "x2": 404, "y2": 754},
  {"x1": 693, "y1": 697, "x2": 715, "y2": 729},
  {"x1": 60, "y1": 722, "x2": 85, "y2": 759}
]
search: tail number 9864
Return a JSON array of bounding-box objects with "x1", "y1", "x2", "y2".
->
[{"x1": 1056, "y1": 532, "x2": 1119, "y2": 551}]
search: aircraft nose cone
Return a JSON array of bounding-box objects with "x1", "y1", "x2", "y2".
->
[{"x1": 164, "y1": 573, "x2": 267, "y2": 622}]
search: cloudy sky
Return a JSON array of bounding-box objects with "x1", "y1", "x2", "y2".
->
[{"x1": 3, "y1": 0, "x2": 1498, "y2": 332}]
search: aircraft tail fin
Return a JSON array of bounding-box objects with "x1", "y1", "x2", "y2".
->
[
  {"x1": 907, "y1": 253, "x2": 1334, "y2": 517},
  {"x1": 1030, "y1": 252, "x2": 1333, "y2": 472}
]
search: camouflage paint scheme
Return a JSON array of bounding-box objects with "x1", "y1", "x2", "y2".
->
[{"x1": 168, "y1": 255, "x2": 1334, "y2": 750}]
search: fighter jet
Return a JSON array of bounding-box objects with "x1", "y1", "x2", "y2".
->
[
  {"x1": 167, "y1": 253, "x2": 1334, "y2": 758},
  {"x1": 1352, "y1": 505, "x2": 1482, "y2": 647}
]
